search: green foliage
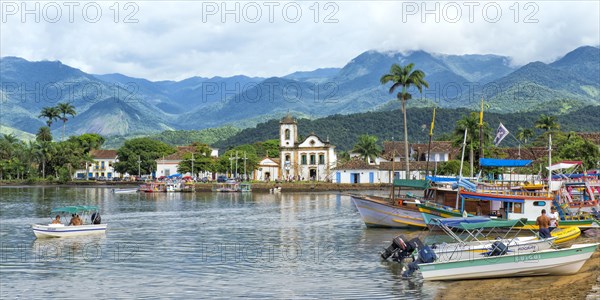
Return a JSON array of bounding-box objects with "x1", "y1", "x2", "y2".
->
[
  {"x1": 337, "y1": 151, "x2": 351, "y2": 165},
  {"x1": 67, "y1": 133, "x2": 105, "y2": 152},
  {"x1": 554, "y1": 133, "x2": 600, "y2": 169},
  {"x1": 36, "y1": 126, "x2": 53, "y2": 142},
  {"x1": 253, "y1": 139, "x2": 280, "y2": 158},
  {"x1": 58, "y1": 167, "x2": 71, "y2": 184},
  {"x1": 535, "y1": 114, "x2": 560, "y2": 132},
  {"x1": 177, "y1": 143, "x2": 215, "y2": 174},
  {"x1": 437, "y1": 160, "x2": 471, "y2": 177},
  {"x1": 216, "y1": 145, "x2": 260, "y2": 178},
  {"x1": 103, "y1": 126, "x2": 240, "y2": 149},
  {"x1": 352, "y1": 134, "x2": 381, "y2": 163},
  {"x1": 214, "y1": 105, "x2": 600, "y2": 152},
  {"x1": 38, "y1": 106, "x2": 60, "y2": 127},
  {"x1": 114, "y1": 138, "x2": 176, "y2": 176}
]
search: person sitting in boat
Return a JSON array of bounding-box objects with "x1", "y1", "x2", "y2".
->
[
  {"x1": 536, "y1": 209, "x2": 551, "y2": 239},
  {"x1": 69, "y1": 214, "x2": 82, "y2": 226},
  {"x1": 51, "y1": 215, "x2": 61, "y2": 224},
  {"x1": 91, "y1": 212, "x2": 101, "y2": 225}
]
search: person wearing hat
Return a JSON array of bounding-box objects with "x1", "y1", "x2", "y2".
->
[{"x1": 548, "y1": 207, "x2": 560, "y2": 232}]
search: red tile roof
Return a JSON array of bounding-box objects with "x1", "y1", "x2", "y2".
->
[
  {"x1": 333, "y1": 157, "x2": 377, "y2": 170},
  {"x1": 90, "y1": 150, "x2": 117, "y2": 159}
]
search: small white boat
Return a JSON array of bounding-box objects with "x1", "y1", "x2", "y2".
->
[
  {"x1": 113, "y1": 188, "x2": 138, "y2": 194},
  {"x1": 419, "y1": 243, "x2": 598, "y2": 281},
  {"x1": 32, "y1": 206, "x2": 107, "y2": 238}
]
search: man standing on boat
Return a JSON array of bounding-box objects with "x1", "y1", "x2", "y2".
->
[
  {"x1": 536, "y1": 209, "x2": 551, "y2": 238},
  {"x1": 548, "y1": 207, "x2": 559, "y2": 232}
]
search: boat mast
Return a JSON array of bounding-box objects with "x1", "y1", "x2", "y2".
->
[
  {"x1": 425, "y1": 107, "x2": 436, "y2": 178},
  {"x1": 456, "y1": 129, "x2": 468, "y2": 210},
  {"x1": 548, "y1": 134, "x2": 552, "y2": 198},
  {"x1": 390, "y1": 137, "x2": 395, "y2": 201}
]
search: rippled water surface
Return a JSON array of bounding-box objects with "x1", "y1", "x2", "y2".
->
[{"x1": 0, "y1": 187, "x2": 442, "y2": 299}]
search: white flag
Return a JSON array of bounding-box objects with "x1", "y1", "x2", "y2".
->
[{"x1": 494, "y1": 123, "x2": 509, "y2": 146}]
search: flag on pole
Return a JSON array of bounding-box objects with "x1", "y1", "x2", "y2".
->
[
  {"x1": 479, "y1": 98, "x2": 484, "y2": 126},
  {"x1": 429, "y1": 107, "x2": 436, "y2": 136},
  {"x1": 494, "y1": 123, "x2": 509, "y2": 146}
]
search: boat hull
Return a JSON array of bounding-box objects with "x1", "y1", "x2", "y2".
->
[
  {"x1": 351, "y1": 196, "x2": 426, "y2": 228},
  {"x1": 32, "y1": 224, "x2": 108, "y2": 238},
  {"x1": 550, "y1": 226, "x2": 581, "y2": 244},
  {"x1": 419, "y1": 243, "x2": 598, "y2": 281}
]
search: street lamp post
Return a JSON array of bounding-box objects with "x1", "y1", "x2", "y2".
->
[
  {"x1": 235, "y1": 151, "x2": 239, "y2": 179},
  {"x1": 243, "y1": 151, "x2": 248, "y2": 181}
]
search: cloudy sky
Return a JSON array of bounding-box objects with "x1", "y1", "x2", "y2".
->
[{"x1": 1, "y1": 1, "x2": 598, "y2": 81}]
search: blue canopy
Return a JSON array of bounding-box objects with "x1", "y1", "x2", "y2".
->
[
  {"x1": 480, "y1": 158, "x2": 532, "y2": 168},
  {"x1": 426, "y1": 176, "x2": 458, "y2": 183},
  {"x1": 168, "y1": 174, "x2": 182, "y2": 178},
  {"x1": 428, "y1": 216, "x2": 490, "y2": 228}
]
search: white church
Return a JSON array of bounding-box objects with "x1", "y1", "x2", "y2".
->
[{"x1": 278, "y1": 114, "x2": 337, "y2": 182}]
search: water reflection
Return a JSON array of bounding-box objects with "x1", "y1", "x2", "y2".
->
[{"x1": 1, "y1": 187, "x2": 439, "y2": 299}]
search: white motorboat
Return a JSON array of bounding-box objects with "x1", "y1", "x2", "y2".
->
[
  {"x1": 32, "y1": 205, "x2": 107, "y2": 238},
  {"x1": 113, "y1": 188, "x2": 138, "y2": 194},
  {"x1": 419, "y1": 243, "x2": 598, "y2": 281}
]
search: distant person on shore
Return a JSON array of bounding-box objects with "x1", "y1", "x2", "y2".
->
[
  {"x1": 476, "y1": 203, "x2": 482, "y2": 216},
  {"x1": 548, "y1": 207, "x2": 560, "y2": 232},
  {"x1": 51, "y1": 215, "x2": 61, "y2": 224},
  {"x1": 536, "y1": 209, "x2": 551, "y2": 238}
]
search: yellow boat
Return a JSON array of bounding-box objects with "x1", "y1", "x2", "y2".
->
[{"x1": 550, "y1": 226, "x2": 581, "y2": 244}]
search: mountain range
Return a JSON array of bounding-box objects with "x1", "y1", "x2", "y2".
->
[{"x1": 1, "y1": 46, "x2": 598, "y2": 138}]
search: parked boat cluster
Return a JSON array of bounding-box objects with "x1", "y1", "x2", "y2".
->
[{"x1": 353, "y1": 159, "x2": 599, "y2": 281}]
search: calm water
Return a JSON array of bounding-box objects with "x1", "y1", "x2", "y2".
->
[{"x1": 0, "y1": 187, "x2": 442, "y2": 299}]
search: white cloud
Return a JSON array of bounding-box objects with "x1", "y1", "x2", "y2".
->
[{"x1": 1, "y1": 1, "x2": 598, "y2": 80}]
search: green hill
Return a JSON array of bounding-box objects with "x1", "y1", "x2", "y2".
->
[{"x1": 212, "y1": 104, "x2": 600, "y2": 151}]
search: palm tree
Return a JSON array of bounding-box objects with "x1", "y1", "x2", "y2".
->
[
  {"x1": 38, "y1": 106, "x2": 60, "y2": 127},
  {"x1": 352, "y1": 134, "x2": 381, "y2": 163},
  {"x1": 535, "y1": 114, "x2": 560, "y2": 132},
  {"x1": 380, "y1": 63, "x2": 429, "y2": 178},
  {"x1": 56, "y1": 102, "x2": 77, "y2": 141},
  {"x1": 517, "y1": 127, "x2": 535, "y2": 144},
  {"x1": 36, "y1": 126, "x2": 53, "y2": 142}
]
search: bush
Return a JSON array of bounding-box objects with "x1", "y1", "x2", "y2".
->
[{"x1": 58, "y1": 167, "x2": 71, "y2": 184}]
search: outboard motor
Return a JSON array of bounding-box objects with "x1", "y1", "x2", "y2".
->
[
  {"x1": 402, "y1": 238, "x2": 437, "y2": 278},
  {"x1": 91, "y1": 212, "x2": 101, "y2": 225},
  {"x1": 487, "y1": 241, "x2": 508, "y2": 256},
  {"x1": 381, "y1": 235, "x2": 415, "y2": 261}
]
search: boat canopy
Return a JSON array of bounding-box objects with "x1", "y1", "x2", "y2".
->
[
  {"x1": 479, "y1": 158, "x2": 532, "y2": 168},
  {"x1": 457, "y1": 218, "x2": 528, "y2": 230},
  {"x1": 428, "y1": 216, "x2": 490, "y2": 228},
  {"x1": 51, "y1": 205, "x2": 99, "y2": 214},
  {"x1": 425, "y1": 176, "x2": 457, "y2": 183},
  {"x1": 393, "y1": 179, "x2": 430, "y2": 190},
  {"x1": 546, "y1": 161, "x2": 582, "y2": 171}
]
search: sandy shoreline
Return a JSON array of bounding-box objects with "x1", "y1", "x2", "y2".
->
[{"x1": 435, "y1": 235, "x2": 600, "y2": 300}]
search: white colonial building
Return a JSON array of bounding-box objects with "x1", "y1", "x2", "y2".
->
[
  {"x1": 156, "y1": 146, "x2": 218, "y2": 178},
  {"x1": 73, "y1": 149, "x2": 121, "y2": 179},
  {"x1": 254, "y1": 157, "x2": 280, "y2": 181},
  {"x1": 279, "y1": 115, "x2": 337, "y2": 181},
  {"x1": 333, "y1": 157, "x2": 381, "y2": 184}
]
